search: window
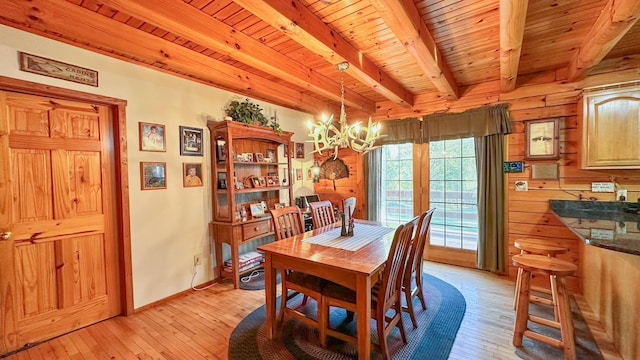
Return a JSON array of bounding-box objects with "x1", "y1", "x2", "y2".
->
[
  {"x1": 380, "y1": 143, "x2": 414, "y2": 227},
  {"x1": 429, "y1": 138, "x2": 478, "y2": 250}
]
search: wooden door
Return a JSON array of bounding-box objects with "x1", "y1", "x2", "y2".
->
[{"x1": 0, "y1": 91, "x2": 120, "y2": 354}]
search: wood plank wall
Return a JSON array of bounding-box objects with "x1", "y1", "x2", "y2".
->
[
  {"x1": 312, "y1": 149, "x2": 365, "y2": 219},
  {"x1": 329, "y1": 69, "x2": 640, "y2": 294},
  {"x1": 507, "y1": 90, "x2": 640, "y2": 294}
]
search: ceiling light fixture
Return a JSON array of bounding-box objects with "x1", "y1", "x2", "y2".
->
[{"x1": 307, "y1": 62, "x2": 382, "y2": 159}]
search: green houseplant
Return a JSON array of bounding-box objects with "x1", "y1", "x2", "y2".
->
[{"x1": 225, "y1": 98, "x2": 282, "y2": 134}]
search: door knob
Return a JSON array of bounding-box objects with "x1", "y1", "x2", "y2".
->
[{"x1": 0, "y1": 231, "x2": 11, "y2": 240}]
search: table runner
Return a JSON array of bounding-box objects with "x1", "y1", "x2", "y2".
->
[{"x1": 302, "y1": 223, "x2": 394, "y2": 251}]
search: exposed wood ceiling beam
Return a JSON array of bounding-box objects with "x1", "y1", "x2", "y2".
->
[
  {"x1": 231, "y1": 0, "x2": 414, "y2": 108},
  {"x1": 0, "y1": 0, "x2": 333, "y2": 114},
  {"x1": 99, "y1": 0, "x2": 375, "y2": 114},
  {"x1": 567, "y1": 0, "x2": 640, "y2": 82},
  {"x1": 368, "y1": 0, "x2": 459, "y2": 101},
  {"x1": 500, "y1": 0, "x2": 529, "y2": 92}
]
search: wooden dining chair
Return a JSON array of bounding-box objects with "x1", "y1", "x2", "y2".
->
[
  {"x1": 318, "y1": 219, "x2": 417, "y2": 359},
  {"x1": 309, "y1": 200, "x2": 336, "y2": 229},
  {"x1": 269, "y1": 206, "x2": 323, "y2": 329},
  {"x1": 402, "y1": 208, "x2": 435, "y2": 328},
  {"x1": 342, "y1": 196, "x2": 356, "y2": 222}
]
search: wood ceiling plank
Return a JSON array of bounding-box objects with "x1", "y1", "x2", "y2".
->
[
  {"x1": 500, "y1": 0, "x2": 528, "y2": 92},
  {"x1": 232, "y1": 0, "x2": 414, "y2": 107},
  {"x1": 369, "y1": 0, "x2": 459, "y2": 100},
  {"x1": 98, "y1": 0, "x2": 375, "y2": 113},
  {"x1": 567, "y1": 0, "x2": 640, "y2": 81},
  {"x1": 0, "y1": 0, "x2": 332, "y2": 114}
]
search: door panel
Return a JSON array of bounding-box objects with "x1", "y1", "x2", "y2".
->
[{"x1": 0, "y1": 91, "x2": 119, "y2": 354}]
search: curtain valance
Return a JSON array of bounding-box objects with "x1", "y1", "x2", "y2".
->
[
  {"x1": 422, "y1": 103, "x2": 512, "y2": 141},
  {"x1": 377, "y1": 117, "x2": 421, "y2": 145}
]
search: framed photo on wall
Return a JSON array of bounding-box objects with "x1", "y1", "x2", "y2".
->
[
  {"x1": 139, "y1": 122, "x2": 166, "y2": 152},
  {"x1": 179, "y1": 126, "x2": 203, "y2": 156},
  {"x1": 140, "y1": 162, "x2": 166, "y2": 190},
  {"x1": 183, "y1": 162, "x2": 203, "y2": 187},
  {"x1": 295, "y1": 142, "x2": 305, "y2": 158},
  {"x1": 524, "y1": 118, "x2": 560, "y2": 160}
]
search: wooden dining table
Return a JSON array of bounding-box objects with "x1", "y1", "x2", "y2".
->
[{"x1": 257, "y1": 220, "x2": 396, "y2": 360}]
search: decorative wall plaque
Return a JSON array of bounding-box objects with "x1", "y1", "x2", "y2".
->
[{"x1": 19, "y1": 52, "x2": 99, "y2": 87}]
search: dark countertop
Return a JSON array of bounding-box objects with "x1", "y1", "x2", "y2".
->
[{"x1": 549, "y1": 200, "x2": 640, "y2": 256}]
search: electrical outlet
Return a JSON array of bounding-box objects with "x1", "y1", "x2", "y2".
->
[
  {"x1": 193, "y1": 254, "x2": 202, "y2": 266},
  {"x1": 617, "y1": 189, "x2": 628, "y2": 201}
]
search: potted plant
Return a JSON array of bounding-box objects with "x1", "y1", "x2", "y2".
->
[{"x1": 225, "y1": 98, "x2": 282, "y2": 134}]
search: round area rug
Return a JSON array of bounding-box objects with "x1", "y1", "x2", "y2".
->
[
  {"x1": 239, "y1": 268, "x2": 281, "y2": 291},
  {"x1": 229, "y1": 273, "x2": 466, "y2": 359}
]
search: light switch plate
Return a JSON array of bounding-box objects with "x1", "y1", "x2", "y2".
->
[
  {"x1": 617, "y1": 189, "x2": 628, "y2": 201},
  {"x1": 591, "y1": 182, "x2": 615, "y2": 192},
  {"x1": 515, "y1": 181, "x2": 528, "y2": 192}
]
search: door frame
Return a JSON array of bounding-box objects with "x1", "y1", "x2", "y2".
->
[{"x1": 0, "y1": 75, "x2": 134, "y2": 316}]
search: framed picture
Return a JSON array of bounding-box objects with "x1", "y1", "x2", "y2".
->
[
  {"x1": 215, "y1": 138, "x2": 226, "y2": 162},
  {"x1": 296, "y1": 168, "x2": 303, "y2": 180},
  {"x1": 265, "y1": 149, "x2": 275, "y2": 162},
  {"x1": 139, "y1": 122, "x2": 166, "y2": 152},
  {"x1": 246, "y1": 153, "x2": 255, "y2": 162},
  {"x1": 525, "y1": 118, "x2": 560, "y2": 160},
  {"x1": 284, "y1": 144, "x2": 289, "y2": 158},
  {"x1": 183, "y1": 163, "x2": 204, "y2": 187},
  {"x1": 255, "y1": 153, "x2": 264, "y2": 162},
  {"x1": 251, "y1": 176, "x2": 260, "y2": 188},
  {"x1": 267, "y1": 175, "x2": 279, "y2": 187},
  {"x1": 258, "y1": 176, "x2": 267, "y2": 187},
  {"x1": 249, "y1": 203, "x2": 265, "y2": 217},
  {"x1": 179, "y1": 126, "x2": 203, "y2": 156},
  {"x1": 140, "y1": 162, "x2": 166, "y2": 190},
  {"x1": 295, "y1": 143, "x2": 305, "y2": 158}
]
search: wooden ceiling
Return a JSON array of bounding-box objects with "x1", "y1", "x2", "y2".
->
[{"x1": 1, "y1": 0, "x2": 639, "y2": 120}]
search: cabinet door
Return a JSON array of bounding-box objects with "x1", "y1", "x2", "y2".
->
[{"x1": 582, "y1": 88, "x2": 640, "y2": 169}]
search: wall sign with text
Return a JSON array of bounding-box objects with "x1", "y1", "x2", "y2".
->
[{"x1": 19, "y1": 52, "x2": 99, "y2": 87}]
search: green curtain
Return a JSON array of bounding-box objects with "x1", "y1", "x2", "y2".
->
[
  {"x1": 423, "y1": 104, "x2": 511, "y2": 273},
  {"x1": 363, "y1": 117, "x2": 421, "y2": 221},
  {"x1": 363, "y1": 148, "x2": 383, "y2": 221}
]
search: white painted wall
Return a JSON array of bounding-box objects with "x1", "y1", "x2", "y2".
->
[{"x1": 0, "y1": 25, "x2": 317, "y2": 308}]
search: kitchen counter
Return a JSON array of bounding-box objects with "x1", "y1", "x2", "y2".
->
[{"x1": 549, "y1": 200, "x2": 640, "y2": 255}]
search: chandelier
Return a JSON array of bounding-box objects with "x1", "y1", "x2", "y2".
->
[{"x1": 307, "y1": 62, "x2": 382, "y2": 158}]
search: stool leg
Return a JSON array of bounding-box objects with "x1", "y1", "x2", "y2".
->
[
  {"x1": 554, "y1": 275, "x2": 576, "y2": 360},
  {"x1": 550, "y1": 274, "x2": 560, "y2": 322},
  {"x1": 513, "y1": 267, "x2": 523, "y2": 311},
  {"x1": 513, "y1": 269, "x2": 531, "y2": 347}
]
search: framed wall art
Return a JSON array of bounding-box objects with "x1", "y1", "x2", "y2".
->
[
  {"x1": 183, "y1": 162, "x2": 203, "y2": 187},
  {"x1": 295, "y1": 142, "x2": 305, "y2": 158},
  {"x1": 140, "y1": 162, "x2": 166, "y2": 190},
  {"x1": 179, "y1": 126, "x2": 203, "y2": 156},
  {"x1": 524, "y1": 118, "x2": 560, "y2": 160},
  {"x1": 139, "y1": 122, "x2": 166, "y2": 152}
]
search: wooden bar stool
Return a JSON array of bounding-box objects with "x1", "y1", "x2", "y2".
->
[
  {"x1": 512, "y1": 254, "x2": 577, "y2": 360},
  {"x1": 513, "y1": 239, "x2": 568, "y2": 314}
]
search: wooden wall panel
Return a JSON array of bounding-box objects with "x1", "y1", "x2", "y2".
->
[{"x1": 312, "y1": 149, "x2": 364, "y2": 220}]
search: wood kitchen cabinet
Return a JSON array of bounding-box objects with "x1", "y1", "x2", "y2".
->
[
  {"x1": 207, "y1": 120, "x2": 293, "y2": 288},
  {"x1": 579, "y1": 84, "x2": 640, "y2": 169}
]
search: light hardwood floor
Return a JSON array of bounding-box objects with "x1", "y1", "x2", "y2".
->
[{"x1": 2, "y1": 261, "x2": 621, "y2": 360}]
